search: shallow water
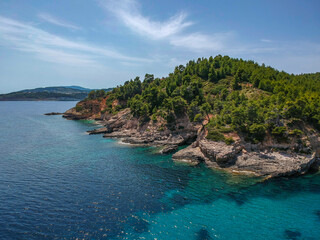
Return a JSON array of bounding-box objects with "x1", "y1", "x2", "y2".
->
[{"x1": 0, "y1": 101, "x2": 319, "y2": 240}]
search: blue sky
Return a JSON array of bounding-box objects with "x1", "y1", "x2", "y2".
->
[{"x1": 0, "y1": 0, "x2": 319, "y2": 93}]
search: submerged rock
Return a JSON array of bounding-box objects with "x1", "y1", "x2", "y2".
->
[{"x1": 284, "y1": 229, "x2": 301, "y2": 240}]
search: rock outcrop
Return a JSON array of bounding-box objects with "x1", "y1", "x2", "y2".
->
[
  {"x1": 159, "y1": 145, "x2": 179, "y2": 154},
  {"x1": 63, "y1": 105, "x2": 320, "y2": 179},
  {"x1": 172, "y1": 139, "x2": 318, "y2": 178},
  {"x1": 44, "y1": 112, "x2": 63, "y2": 115},
  {"x1": 199, "y1": 140, "x2": 241, "y2": 167},
  {"x1": 231, "y1": 151, "x2": 316, "y2": 178},
  {"x1": 172, "y1": 145, "x2": 207, "y2": 165}
]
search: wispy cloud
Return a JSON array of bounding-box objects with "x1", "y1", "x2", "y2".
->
[
  {"x1": 101, "y1": 0, "x2": 192, "y2": 40},
  {"x1": 0, "y1": 15, "x2": 150, "y2": 66},
  {"x1": 170, "y1": 32, "x2": 234, "y2": 52},
  {"x1": 38, "y1": 13, "x2": 81, "y2": 31},
  {"x1": 260, "y1": 39, "x2": 272, "y2": 43},
  {"x1": 100, "y1": 0, "x2": 230, "y2": 52}
]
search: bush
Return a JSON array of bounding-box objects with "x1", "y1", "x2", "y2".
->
[
  {"x1": 225, "y1": 137, "x2": 235, "y2": 145},
  {"x1": 289, "y1": 129, "x2": 303, "y2": 137},
  {"x1": 151, "y1": 114, "x2": 157, "y2": 123},
  {"x1": 249, "y1": 123, "x2": 266, "y2": 142},
  {"x1": 272, "y1": 126, "x2": 288, "y2": 141},
  {"x1": 206, "y1": 129, "x2": 226, "y2": 142},
  {"x1": 75, "y1": 105, "x2": 83, "y2": 112},
  {"x1": 194, "y1": 113, "x2": 203, "y2": 123},
  {"x1": 158, "y1": 126, "x2": 164, "y2": 131},
  {"x1": 219, "y1": 126, "x2": 235, "y2": 133},
  {"x1": 272, "y1": 126, "x2": 287, "y2": 136}
]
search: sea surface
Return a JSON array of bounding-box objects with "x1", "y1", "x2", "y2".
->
[{"x1": 0, "y1": 101, "x2": 319, "y2": 240}]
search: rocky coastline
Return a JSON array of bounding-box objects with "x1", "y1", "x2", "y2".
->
[{"x1": 63, "y1": 107, "x2": 320, "y2": 179}]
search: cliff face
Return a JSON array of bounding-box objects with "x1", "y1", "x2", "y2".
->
[
  {"x1": 63, "y1": 103, "x2": 320, "y2": 179},
  {"x1": 64, "y1": 102, "x2": 199, "y2": 146}
]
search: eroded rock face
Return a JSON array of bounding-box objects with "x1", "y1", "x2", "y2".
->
[
  {"x1": 232, "y1": 152, "x2": 316, "y2": 177},
  {"x1": 172, "y1": 145, "x2": 207, "y2": 165},
  {"x1": 159, "y1": 145, "x2": 179, "y2": 154},
  {"x1": 173, "y1": 139, "x2": 318, "y2": 178},
  {"x1": 199, "y1": 140, "x2": 240, "y2": 166},
  {"x1": 87, "y1": 127, "x2": 112, "y2": 135},
  {"x1": 63, "y1": 108, "x2": 89, "y2": 120}
]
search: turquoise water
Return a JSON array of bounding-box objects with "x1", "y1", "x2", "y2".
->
[{"x1": 0, "y1": 101, "x2": 319, "y2": 240}]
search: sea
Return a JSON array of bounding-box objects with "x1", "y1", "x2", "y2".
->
[{"x1": 0, "y1": 101, "x2": 319, "y2": 240}]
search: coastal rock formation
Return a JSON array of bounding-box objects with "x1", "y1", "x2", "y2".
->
[
  {"x1": 172, "y1": 139, "x2": 318, "y2": 178},
  {"x1": 63, "y1": 104, "x2": 320, "y2": 179},
  {"x1": 198, "y1": 140, "x2": 241, "y2": 166},
  {"x1": 159, "y1": 145, "x2": 179, "y2": 154},
  {"x1": 87, "y1": 127, "x2": 112, "y2": 135},
  {"x1": 231, "y1": 151, "x2": 316, "y2": 177},
  {"x1": 44, "y1": 112, "x2": 63, "y2": 115},
  {"x1": 172, "y1": 145, "x2": 207, "y2": 165}
]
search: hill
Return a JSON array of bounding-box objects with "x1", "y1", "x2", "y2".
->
[
  {"x1": 63, "y1": 55, "x2": 320, "y2": 178},
  {"x1": 0, "y1": 86, "x2": 112, "y2": 101}
]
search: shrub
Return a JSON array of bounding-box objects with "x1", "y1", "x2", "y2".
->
[
  {"x1": 206, "y1": 129, "x2": 226, "y2": 142},
  {"x1": 219, "y1": 126, "x2": 235, "y2": 133},
  {"x1": 272, "y1": 126, "x2": 287, "y2": 136},
  {"x1": 249, "y1": 123, "x2": 266, "y2": 142},
  {"x1": 225, "y1": 137, "x2": 235, "y2": 145},
  {"x1": 151, "y1": 114, "x2": 157, "y2": 123},
  {"x1": 75, "y1": 105, "x2": 83, "y2": 112},
  {"x1": 272, "y1": 126, "x2": 288, "y2": 141},
  {"x1": 289, "y1": 129, "x2": 303, "y2": 137},
  {"x1": 194, "y1": 113, "x2": 203, "y2": 123},
  {"x1": 158, "y1": 126, "x2": 164, "y2": 131}
]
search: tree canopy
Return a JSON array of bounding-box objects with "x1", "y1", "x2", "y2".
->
[{"x1": 100, "y1": 55, "x2": 320, "y2": 143}]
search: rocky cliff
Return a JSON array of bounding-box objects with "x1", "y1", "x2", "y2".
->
[{"x1": 63, "y1": 103, "x2": 320, "y2": 179}]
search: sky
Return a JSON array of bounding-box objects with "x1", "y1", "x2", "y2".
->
[{"x1": 0, "y1": 0, "x2": 319, "y2": 93}]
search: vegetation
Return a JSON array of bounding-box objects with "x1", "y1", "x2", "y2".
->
[{"x1": 97, "y1": 55, "x2": 320, "y2": 143}]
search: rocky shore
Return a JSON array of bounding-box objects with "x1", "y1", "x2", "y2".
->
[
  {"x1": 63, "y1": 107, "x2": 320, "y2": 179},
  {"x1": 44, "y1": 112, "x2": 63, "y2": 115}
]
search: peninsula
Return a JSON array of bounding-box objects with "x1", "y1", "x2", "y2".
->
[
  {"x1": 63, "y1": 55, "x2": 320, "y2": 179},
  {"x1": 0, "y1": 86, "x2": 112, "y2": 101}
]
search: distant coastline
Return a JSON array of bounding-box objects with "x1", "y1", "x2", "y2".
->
[{"x1": 0, "y1": 86, "x2": 113, "y2": 101}]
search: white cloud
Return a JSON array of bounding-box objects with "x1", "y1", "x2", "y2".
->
[
  {"x1": 100, "y1": 0, "x2": 230, "y2": 52},
  {"x1": 0, "y1": 16, "x2": 150, "y2": 66},
  {"x1": 38, "y1": 13, "x2": 81, "y2": 31},
  {"x1": 101, "y1": 0, "x2": 192, "y2": 40}
]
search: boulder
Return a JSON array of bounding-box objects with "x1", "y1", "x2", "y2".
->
[
  {"x1": 159, "y1": 145, "x2": 178, "y2": 154},
  {"x1": 172, "y1": 145, "x2": 207, "y2": 165},
  {"x1": 199, "y1": 140, "x2": 239, "y2": 166}
]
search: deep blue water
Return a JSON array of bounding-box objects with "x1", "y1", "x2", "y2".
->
[{"x1": 0, "y1": 101, "x2": 319, "y2": 240}]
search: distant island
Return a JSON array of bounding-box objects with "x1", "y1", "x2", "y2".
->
[
  {"x1": 0, "y1": 86, "x2": 113, "y2": 101},
  {"x1": 63, "y1": 55, "x2": 320, "y2": 179}
]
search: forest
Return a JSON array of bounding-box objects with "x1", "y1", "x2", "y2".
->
[{"x1": 85, "y1": 55, "x2": 320, "y2": 144}]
